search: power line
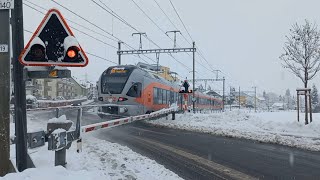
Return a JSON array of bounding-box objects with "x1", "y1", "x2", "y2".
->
[
  {"x1": 49, "y1": 0, "x2": 155, "y2": 64},
  {"x1": 23, "y1": 2, "x2": 117, "y2": 49},
  {"x1": 145, "y1": 0, "x2": 216, "y2": 76},
  {"x1": 153, "y1": 0, "x2": 179, "y2": 31},
  {"x1": 92, "y1": 0, "x2": 140, "y2": 32},
  {"x1": 167, "y1": 0, "x2": 216, "y2": 71},
  {"x1": 93, "y1": 0, "x2": 192, "y2": 71},
  {"x1": 85, "y1": 52, "x2": 117, "y2": 64},
  {"x1": 169, "y1": 0, "x2": 193, "y2": 42},
  {"x1": 130, "y1": 0, "x2": 168, "y2": 35},
  {"x1": 23, "y1": 0, "x2": 116, "y2": 43},
  {"x1": 51, "y1": 0, "x2": 119, "y2": 41},
  {"x1": 25, "y1": 0, "x2": 118, "y2": 42},
  {"x1": 23, "y1": 29, "x2": 118, "y2": 65},
  {"x1": 128, "y1": 0, "x2": 195, "y2": 72},
  {"x1": 166, "y1": 0, "x2": 231, "y2": 81}
]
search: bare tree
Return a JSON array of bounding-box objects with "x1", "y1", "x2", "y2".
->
[{"x1": 280, "y1": 20, "x2": 320, "y2": 124}]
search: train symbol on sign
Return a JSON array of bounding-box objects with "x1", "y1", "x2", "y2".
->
[
  {"x1": 179, "y1": 80, "x2": 192, "y2": 93},
  {"x1": 19, "y1": 9, "x2": 88, "y2": 67}
]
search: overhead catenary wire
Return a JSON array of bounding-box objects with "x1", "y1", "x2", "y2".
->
[
  {"x1": 127, "y1": 0, "x2": 197, "y2": 72},
  {"x1": 152, "y1": 0, "x2": 179, "y2": 31},
  {"x1": 169, "y1": 0, "x2": 193, "y2": 42},
  {"x1": 23, "y1": 29, "x2": 118, "y2": 65},
  {"x1": 52, "y1": 0, "x2": 156, "y2": 64},
  {"x1": 28, "y1": 0, "x2": 155, "y2": 64},
  {"x1": 91, "y1": 0, "x2": 192, "y2": 71},
  {"x1": 168, "y1": 0, "x2": 217, "y2": 72},
  {"x1": 23, "y1": 1, "x2": 117, "y2": 49},
  {"x1": 129, "y1": 0, "x2": 212, "y2": 76},
  {"x1": 25, "y1": 0, "x2": 119, "y2": 43},
  {"x1": 167, "y1": 0, "x2": 238, "y2": 87}
]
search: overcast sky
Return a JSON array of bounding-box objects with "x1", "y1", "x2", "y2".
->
[{"x1": 22, "y1": 0, "x2": 320, "y2": 95}]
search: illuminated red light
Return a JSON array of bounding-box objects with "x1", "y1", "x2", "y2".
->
[{"x1": 67, "y1": 49, "x2": 77, "y2": 58}]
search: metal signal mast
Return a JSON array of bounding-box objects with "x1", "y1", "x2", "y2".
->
[{"x1": 117, "y1": 36, "x2": 197, "y2": 113}]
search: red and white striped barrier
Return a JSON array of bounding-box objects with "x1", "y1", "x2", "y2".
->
[{"x1": 82, "y1": 108, "x2": 175, "y2": 133}]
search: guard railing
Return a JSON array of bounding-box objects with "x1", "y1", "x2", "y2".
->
[{"x1": 11, "y1": 105, "x2": 178, "y2": 167}]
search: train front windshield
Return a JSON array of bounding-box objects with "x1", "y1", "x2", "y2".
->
[{"x1": 101, "y1": 67, "x2": 134, "y2": 94}]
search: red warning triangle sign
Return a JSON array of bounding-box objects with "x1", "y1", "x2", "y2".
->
[{"x1": 19, "y1": 9, "x2": 89, "y2": 67}]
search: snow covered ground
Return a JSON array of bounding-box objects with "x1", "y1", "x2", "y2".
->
[
  {"x1": 4, "y1": 136, "x2": 182, "y2": 180},
  {"x1": 147, "y1": 110, "x2": 320, "y2": 151},
  {"x1": 5, "y1": 113, "x2": 182, "y2": 180}
]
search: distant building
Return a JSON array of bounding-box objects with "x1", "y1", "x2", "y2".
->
[
  {"x1": 30, "y1": 77, "x2": 89, "y2": 100},
  {"x1": 70, "y1": 77, "x2": 89, "y2": 99},
  {"x1": 205, "y1": 90, "x2": 222, "y2": 98},
  {"x1": 272, "y1": 102, "x2": 286, "y2": 110},
  {"x1": 137, "y1": 62, "x2": 179, "y2": 82}
]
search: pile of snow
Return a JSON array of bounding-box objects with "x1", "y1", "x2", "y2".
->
[
  {"x1": 1, "y1": 166, "x2": 107, "y2": 180},
  {"x1": 147, "y1": 111, "x2": 320, "y2": 151},
  {"x1": 5, "y1": 136, "x2": 182, "y2": 180},
  {"x1": 26, "y1": 95, "x2": 37, "y2": 101},
  {"x1": 47, "y1": 115, "x2": 73, "y2": 125},
  {"x1": 82, "y1": 99, "x2": 94, "y2": 105}
]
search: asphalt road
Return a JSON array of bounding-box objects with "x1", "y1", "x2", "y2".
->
[
  {"x1": 95, "y1": 122, "x2": 320, "y2": 180},
  {"x1": 28, "y1": 108, "x2": 320, "y2": 180}
]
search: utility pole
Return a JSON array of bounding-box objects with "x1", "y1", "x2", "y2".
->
[
  {"x1": 0, "y1": 7, "x2": 11, "y2": 177},
  {"x1": 193, "y1": 42, "x2": 196, "y2": 114},
  {"x1": 253, "y1": 86, "x2": 257, "y2": 112},
  {"x1": 166, "y1": 30, "x2": 181, "y2": 48},
  {"x1": 230, "y1": 87, "x2": 232, "y2": 111},
  {"x1": 132, "y1": 32, "x2": 146, "y2": 50},
  {"x1": 212, "y1": 70, "x2": 220, "y2": 79},
  {"x1": 12, "y1": 0, "x2": 28, "y2": 171},
  {"x1": 118, "y1": 41, "x2": 121, "y2": 65},
  {"x1": 222, "y1": 77, "x2": 225, "y2": 111},
  {"x1": 239, "y1": 86, "x2": 241, "y2": 109},
  {"x1": 156, "y1": 53, "x2": 160, "y2": 73}
]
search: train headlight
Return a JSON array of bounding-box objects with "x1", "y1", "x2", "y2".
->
[
  {"x1": 118, "y1": 97, "x2": 128, "y2": 102},
  {"x1": 119, "y1": 107, "x2": 128, "y2": 113}
]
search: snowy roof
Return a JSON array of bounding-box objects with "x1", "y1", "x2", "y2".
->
[
  {"x1": 272, "y1": 103, "x2": 286, "y2": 107},
  {"x1": 72, "y1": 76, "x2": 91, "y2": 89},
  {"x1": 26, "y1": 95, "x2": 37, "y2": 101}
]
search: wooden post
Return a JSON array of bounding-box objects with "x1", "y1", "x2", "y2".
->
[{"x1": 309, "y1": 90, "x2": 312, "y2": 123}]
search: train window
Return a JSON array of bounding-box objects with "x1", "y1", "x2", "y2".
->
[
  {"x1": 163, "y1": 90, "x2": 167, "y2": 104},
  {"x1": 166, "y1": 91, "x2": 172, "y2": 104},
  {"x1": 158, "y1": 88, "x2": 162, "y2": 104},
  {"x1": 153, "y1": 88, "x2": 158, "y2": 104},
  {"x1": 126, "y1": 82, "x2": 142, "y2": 97}
]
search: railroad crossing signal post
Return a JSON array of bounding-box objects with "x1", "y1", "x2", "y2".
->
[
  {"x1": 118, "y1": 41, "x2": 122, "y2": 65},
  {"x1": 192, "y1": 42, "x2": 196, "y2": 114},
  {"x1": 0, "y1": 5, "x2": 11, "y2": 176},
  {"x1": 11, "y1": 0, "x2": 29, "y2": 171}
]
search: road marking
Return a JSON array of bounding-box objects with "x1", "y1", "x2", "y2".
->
[
  {"x1": 130, "y1": 126, "x2": 176, "y2": 137},
  {"x1": 133, "y1": 136, "x2": 258, "y2": 180}
]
